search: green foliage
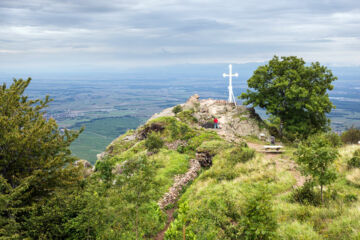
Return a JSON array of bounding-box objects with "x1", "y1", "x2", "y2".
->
[
  {"x1": 228, "y1": 147, "x2": 255, "y2": 164},
  {"x1": 347, "y1": 149, "x2": 360, "y2": 168},
  {"x1": 95, "y1": 158, "x2": 114, "y2": 185},
  {"x1": 145, "y1": 132, "x2": 164, "y2": 152},
  {"x1": 177, "y1": 109, "x2": 198, "y2": 123},
  {"x1": 278, "y1": 221, "x2": 322, "y2": 240},
  {"x1": 294, "y1": 133, "x2": 338, "y2": 203},
  {"x1": 240, "y1": 184, "x2": 278, "y2": 240},
  {"x1": 114, "y1": 155, "x2": 164, "y2": 239},
  {"x1": 241, "y1": 56, "x2": 337, "y2": 140},
  {"x1": 325, "y1": 132, "x2": 343, "y2": 147},
  {"x1": 290, "y1": 181, "x2": 321, "y2": 206},
  {"x1": 0, "y1": 78, "x2": 83, "y2": 238},
  {"x1": 186, "y1": 131, "x2": 221, "y2": 152},
  {"x1": 196, "y1": 140, "x2": 230, "y2": 156},
  {"x1": 341, "y1": 126, "x2": 360, "y2": 144},
  {"x1": 172, "y1": 105, "x2": 183, "y2": 115},
  {"x1": 165, "y1": 202, "x2": 196, "y2": 240}
]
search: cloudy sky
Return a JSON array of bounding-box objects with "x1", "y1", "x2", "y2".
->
[{"x1": 1, "y1": 0, "x2": 359, "y2": 73}]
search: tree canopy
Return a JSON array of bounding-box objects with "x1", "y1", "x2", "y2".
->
[
  {"x1": 240, "y1": 56, "x2": 337, "y2": 139},
  {"x1": 0, "y1": 78, "x2": 83, "y2": 237}
]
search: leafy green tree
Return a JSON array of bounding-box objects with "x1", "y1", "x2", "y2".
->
[
  {"x1": 294, "y1": 134, "x2": 338, "y2": 203},
  {"x1": 241, "y1": 56, "x2": 337, "y2": 139},
  {"x1": 0, "y1": 78, "x2": 83, "y2": 237}
]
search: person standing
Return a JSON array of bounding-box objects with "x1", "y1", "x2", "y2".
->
[{"x1": 214, "y1": 117, "x2": 219, "y2": 129}]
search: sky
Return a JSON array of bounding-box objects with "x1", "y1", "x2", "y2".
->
[{"x1": 1, "y1": 0, "x2": 360, "y2": 74}]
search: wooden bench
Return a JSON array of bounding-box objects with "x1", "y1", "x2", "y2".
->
[{"x1": 263, "y1": 145, "x2": 284, "y2": 152}]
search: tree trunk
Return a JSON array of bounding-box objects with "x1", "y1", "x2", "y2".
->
[
  {"x1": 136, "y1": 206, "x2": 139, "y2": 240},
  {"x1": 321, "y1": 184, "x2": 323, "y2": 204},
  {"x1": 279, "y1": 120, "x2": 284, "y2": 138},
  {"x1": 183, "y1": 225, "x2": 186, "y2": 240}
]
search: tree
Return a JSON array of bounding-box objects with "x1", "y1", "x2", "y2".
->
[
  {"x1": 240, "y1": 184, "x2": 278, "y2": 240},
  {"x1": 241, "y1": 56, "x2": 337, "y2": 139},
  {"x1": 0, "y1": 78, "x2": 83, "y2": 237},
  {"x1": 294, "y1": 134, "x2": 338, "y2": 203}
]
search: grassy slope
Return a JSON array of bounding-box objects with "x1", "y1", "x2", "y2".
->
[
  {"x1": 97, "y1": 113, "x2": 360, "y2": 239},
  {"x1": 166, "y1": 142, "x2": 360, "y2": 239}
]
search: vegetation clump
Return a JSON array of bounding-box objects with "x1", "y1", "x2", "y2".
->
[
  {"x1": 228, "y1": 147, "x2": 255, "y2": 164},
  {"x1": 290, "y1": 181, "x2": 321, "y2": 206},
  {"x1": 145, "y1": 132, "x2": 164, "y2": 152},
  {"x1": 240, "y1": 184, "x2": 278, "y2": 240},
  {"x1": 341, "y1": 126, "x2": 360, "y2": 144},
  {"x1": 177, "y1": 109, "x2": 198, "y2": 123},
  {"x1": 172, "y1": 105, "x2": 183, "y2": 115},
  {"x1": 347, "y1": 149, "x2": 360, "y2": 168},
  {"x1": 294, "y1": 133, "x2": 338, "y2": 203}
]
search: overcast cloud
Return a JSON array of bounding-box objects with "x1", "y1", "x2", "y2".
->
[{"x1": 0, "y1": 0, "x2": 359, "y2": 72}]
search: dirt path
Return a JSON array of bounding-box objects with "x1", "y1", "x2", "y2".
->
[
  {"x1": 245, "y1": 142, "x2": 305, "y2": 187},
  {"x1": 154, "y1": 208, "x2": 175, "y2": 240}
]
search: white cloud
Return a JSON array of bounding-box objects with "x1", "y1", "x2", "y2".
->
[{"x1": 0, "y1": 0, "x2": 359, "y2": 72}]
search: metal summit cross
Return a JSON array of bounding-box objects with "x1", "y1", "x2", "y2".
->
[{"x1": 222, "y1": 64, "x2": 238, "y2": 105}]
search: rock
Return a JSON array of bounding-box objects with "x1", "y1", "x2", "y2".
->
[
  {"x1": 165, "y1": 140, "x2": 187, "y2": 150},
  {"x1": 75, "y1": 160, "x2": 93, "y2": 177},
  {"x1": 97, "y1": 152, "x2": 107, "y2": 161},
  {"x1": 123, "y1": 134, "x2": 136, "y2": 141},
  {"x1": 183, "y1": 94, "x2": 200, "y2": 110},
  {"x1": 158, "y1": 159, "x2": 201, "y2": 209},
  {"x1": 137, "y1": 122, "x2": 165, "y2": 140},
  {"x1": 196, "y1": 151, "x2": 213, "y2": 167}
]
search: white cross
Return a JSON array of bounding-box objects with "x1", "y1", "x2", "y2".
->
[{"x1": 222, "y1": 64, "x2": 238, "y2": 105}]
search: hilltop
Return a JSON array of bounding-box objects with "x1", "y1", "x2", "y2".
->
[{"x1": 91, "y1": 94, "x2": 360, "y2": 239}]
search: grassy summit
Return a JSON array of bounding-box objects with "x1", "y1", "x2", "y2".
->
[{"x1": 91, "y1": 95, "x2": 360, "y2": 239}]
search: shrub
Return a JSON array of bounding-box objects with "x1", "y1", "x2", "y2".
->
[
  {"x1": 294, "y1": 133, "x2": 338, "y2": 204},
  {"x1": 341, "y1": 126, "x2": 360, "y2": 144},
  {"x1": 240, "y1": 184, "x2": 278, "y2": 240},
  {"x1": 344, "y1": 194, "x2": 358, "y2": 203},
  {"x1": 172, "y1": 105, "x2": 183, "y2": 115},
  {"x1": 347, "y1": 149, "x2": 360, "y2": 168},
  {"x1": 325, "y1": 131, "x2": 343, "y2": 147},
  {"x1": 290, "y1": 181, "x2": 321, "y2": 206},
  {"x1": 177, "y1": 110, "x2": 198, "y2": 123},
  {"x1": 145, "y1": 132, "x2": 164, "y2": 152},
  {"x1": 228, "y1": 147, "x2": 255, "y2": 164}
]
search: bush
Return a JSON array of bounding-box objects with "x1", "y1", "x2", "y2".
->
[
  {"x1": 228, "y1": 147, "x2": 255, "y2": 164},
  {"x1": 240, "y1": 184, "x2": 278, "y2": 240},
  {"x1": 177, "y1": 110, "x2": 198, "y2": 123},
  {"x1": 172, "y1": 105, "x2": 183, "y2": 115},
  {"x1": 290, "y1": 181, "x2": 321, "y2": 206},
  {"x1": 325, "y1": 132, "x2": 343, "y2": 147},
  {"x1": 347, "y1": 149, "x2": 360, "y2": 168},
  {"x1": 341, "y1": 126, "x2": 360, "y2": 144},
  {"x1": 145, "y1": 132, "x2": 164, "y2": 152},
  {"x1": 344, "y1": 194, "x2": 358, "y2": 203}
]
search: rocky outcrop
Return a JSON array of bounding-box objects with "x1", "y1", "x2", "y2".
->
[
  {"x1": 75, "y1": 159, "x2": 94, "y2": 178},
  {"x1": 137, "y1": 122, "x2": 165, "y2": 140},
  {"x1": 196, "y1": 151, "x2": 213, "y2": 167},
  {"x1": 158, "y1": 159, "x2": 201, "y2": 209},
  {"x1": 149, "y1": 94, "x2": 269, "y2": 141}
]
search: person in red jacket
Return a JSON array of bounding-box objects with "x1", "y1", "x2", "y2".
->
[{"x1": 214, "y1": 117, "x2": 219, "y2": 129}]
